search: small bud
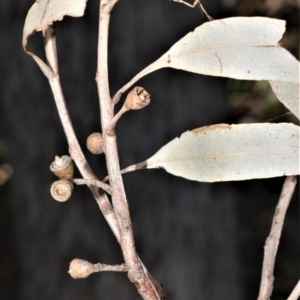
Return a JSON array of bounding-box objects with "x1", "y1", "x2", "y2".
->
[
  {"x1": 86, "y1": 132, "x2": 104, "y2": 155},
  {"x1": 124, "y1": 86, "x2": 150, "y2": 110},
  {"x1": 68, "y1": 258, "x2": 98, "y2": 279}
]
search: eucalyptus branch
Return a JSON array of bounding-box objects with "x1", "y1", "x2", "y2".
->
[
  {"x1": 287, "y1": 280, "x2": 300, "y2": 300},
  {"x1": 22, "y1": 1, "x2": 299, "y2": 298},
  {"x1": 43, "y1": 25, "x2": 120, "y2": 239},
  {"x1": 257, "y1": 176, "x2": 298, "y2": 300},
  {"x1": 96, "y1": 1, "x2": 165, "y2": 299}
]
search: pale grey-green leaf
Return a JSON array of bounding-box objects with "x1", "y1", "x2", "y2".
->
[
  {"x1": 146, "y1": 123, "x2": 299, "y2": 182},
  {"x1": 269, "y1": 81, "x2": 300, "y2": 119},
  {"x1": 146, "y1": 17, "x2": 299, "y2": 119},
  {"x1": 158, "y1": 18, "x2": 298, "y2": 81}
]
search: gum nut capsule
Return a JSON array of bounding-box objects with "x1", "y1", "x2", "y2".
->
[
  {"x1": 50, "y1": 155, "x2": 74, "y2": 179},
  {"x1": 86, "y1": 132, "x2": 104, "y2": 155},
  {"x1": 124, "y1": 86, "x2": 151, "y2": 110},
  {"x1": 50, "y1": 179, "x2": 73, "y2": 202},
  {"x1": 68, "y1": 258, "x2": 97, "y2": 279}
]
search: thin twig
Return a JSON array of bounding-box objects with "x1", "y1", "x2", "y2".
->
[
  {"x1": 103, "y1": 161, "x2": 147, "y2": 182},
  {"x1": 287, "y1": 280, "x2": 300, "y2": 300},
  {"x1": 69, "y1": 258, "x2": 127, "y2": 279},
  {"x1": 43, "y1": 26, "x2": 120, "y2": 239},
  {"x1": 112, "y1": 61, "x2": 160, "y2": 104},
  {"x1": 95, "y1": 263, "x2": 128, "y2": 272},
  {"x1": 171, "y1": 0, "x2": 213, "y2": 20},
  {"x1": 172, "y1": 0, "x2": 199, "y2": 8},
  {"x1": 257, "y1": 176, "x2": 298, "y2": 300},
  {"x1": 73, "y1": 178, "x2": 112, "y2": 195},
  {"x1": 110, "y1": 1, "x2": 213, "y2": 106},
  {"x1": 96, "y1": 1, "x2": 166, "y2": 299},
  {"x1": 105, "y1": 105, "x2": 129, "y2": 135}
]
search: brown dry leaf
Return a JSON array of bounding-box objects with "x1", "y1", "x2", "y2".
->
[{"x1": 22, "y1": 0, "x2": 88, "y2": 50}]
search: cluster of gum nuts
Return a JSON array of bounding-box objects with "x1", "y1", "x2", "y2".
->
[
  {"x1": 49, "y1": 132, "x2": 104, "y2": 202},
  {"x1": 49, "y1": 86, "x2": 150, "y2": 202}
]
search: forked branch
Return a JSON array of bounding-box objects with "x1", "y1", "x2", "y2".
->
[
  {"x1": 43, "y1": 11, "x2": 166, "y2": 300},
  {"x1": 43, "y1": 25, "x2": 121, "y2": 239}
]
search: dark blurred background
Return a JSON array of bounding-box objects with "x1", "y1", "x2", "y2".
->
[{"x1": 0, "y1": 0, "x2": 299, "y2": 299}]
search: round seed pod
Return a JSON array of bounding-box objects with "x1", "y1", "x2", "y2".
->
[
  {"x1": 124, "y1": 86, "x2": 150, "y2": 110},
  {"x1": 50, "y1": 179, "x2": 73, "y2": 202},
  {"x1": 86, "y1": 132, "x2": 104, "y2": 155},
  {"x1": 68, "y1": 258, "x2": 97, "y2": 279},
  {"x1": 50, "y1": 155, "x2": 74, "y2": 179}
]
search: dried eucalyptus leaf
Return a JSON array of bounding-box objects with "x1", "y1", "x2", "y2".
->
[
  {"x1": 23, "y1": 0, "x2": 88, "y2": 49},
  {"x1": 146, "y1": 123, "x2": 299, "y2": 182}
]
